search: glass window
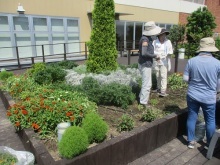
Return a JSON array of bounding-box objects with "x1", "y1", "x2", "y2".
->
[
  {"x1": 166, "y1": 24, "x2": 173, "y2": 30},
  {"x1": 35, "y1": 33, "x2": 50, "y2": 56},
  {"x1": 159, "y1": 24, "x2": 165, "y2": 29},
  {"x1": 126, "y1": 22, "x2": 134, "y2": 49},
  {"x1": 13, "y1": 17, "x2": 29, "y2": 31},
  {"x1": 135, "y1": 22, "x2": 143, "y2": 49},
  {"x1": 0, "y1": 16, "x2": 9, "y2": 31},
  {"x1": 51, "y1": 19, "x2": 64, "y2": 32},
  {"x1": 0, "y1": 33, "x2": 13, "y2": 58},
  {"x1": 116, "y1": 21, "x2": 125, "y2": 49},
  {"x1": 15, "y1": 33, "x2": 32, "y2": 57},
  {"x1": 67, "y1": 20, "x2": 78, "y2": 32},
  {"x1": 52, "y1": 33, "x2": 65, "y2": 54},
  {"x1": 33, "y1": 18, "x2": 47, "y2": 31},
  {"x1": 67, "y1": 33, "x2": 80, "y2": 53}
]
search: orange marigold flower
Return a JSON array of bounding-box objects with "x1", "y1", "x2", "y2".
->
[
  {"x1": 70, "y1": 116, "x2": 75, "y2": 121},
  {"x1": 32, "y1": 123, "x2": 36, "y2": 128},
  {"x1": 66, "y1": 112, "x2": 73, "y2": 117},
  {"x1": 21, "y1": 106, "x2": 25, "y2": 109},
  {"x1": 6, "y1": 112, "x2": 12, "y2": 116},
  {"x1": 14, "y1": 110, "x2": 19, "y2": 114},
  {"x1": 34, "y1": 124, "x2": 40, "y2": 130},
  {"x1": 15, "y1": 122, "x2": 20, "y2": 127},
  {"x1": 22, "y1": 110, "x2": 28, "y2": 115}
]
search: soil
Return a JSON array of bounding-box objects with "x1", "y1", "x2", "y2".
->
[{"x1": 41, "y1": 87, "x2": 187, "y2": 161}]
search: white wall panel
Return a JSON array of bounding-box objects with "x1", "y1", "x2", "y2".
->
[{"x1": 114, "y1": 0, "x2": 205, "y2": 14}]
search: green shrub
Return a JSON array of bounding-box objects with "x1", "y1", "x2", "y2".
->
[
  {"x1": 33, "y1": 66, "x2": 67, "y2": 84},
  {"x1": 80, "y1": 77, "x2": 102, "y2": 103},
  {"x1": 0, "y1": 71, "x2": 14, "y2": 81},
  {"x1": 33, "y1": 70, "x2": 53, "y2": 84},
  {"x1": 73, "y1": 65, "x2": 87, "y2": 74},
  {"x1": 58, "y1": 126, "x2": 89, "y2": 159},
  {"x1": 168, "y1": 73, "x2": 187, "y2": 90},
  {"x1": 141, "y1": 108, "x2": 163, "y2": 122},
  {"x1": 48, "y1": 60, "x2": 78, "y2": 69},
  {"x1": 82, "y1": 112, "x2": 108, "y2": 143},
  {"x1": 100, "y1": 83, "x2": 135, "y2": 109},
  {"x1": 27, "y1": 62, "x2": 46, "y2": 76},
  {"x1": 57, "y1": 60, "x2": 78, "y2": 69},
  {"x1": 117, "y1": 114, "x2": 134, "y2": 132}
]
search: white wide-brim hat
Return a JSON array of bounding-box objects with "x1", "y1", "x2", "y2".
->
[
  {"x1": 196, "y1": 37, "x2": 219, "y2": 53},
  {"x1": 143, "y1": 21, "x2": 161, "y2": 36}
]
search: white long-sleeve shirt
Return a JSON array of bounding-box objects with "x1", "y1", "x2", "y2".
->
[{"x1": 153, "y1": 38, "x2": 173, "y2": 66}]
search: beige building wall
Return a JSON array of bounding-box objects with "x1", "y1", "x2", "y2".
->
[
  {"x1": 115, "y1": 4, "x2": 179, "y2": 24},
  {"x1": 0, "y1": 0, "x2": 93, "y2": 43},
  {"x1": 0, "y1": 0, "x2": 178, "y2": 47}
]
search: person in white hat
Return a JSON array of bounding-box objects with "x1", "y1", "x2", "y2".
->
[
  {"x1": 138, "y1": 21, "x2": 161, "y2": 107},
  {"x1": 183, "y1": 37, "x2": 220, "y2": 149},
  {"x1": 152, "y1": 28, "x2": 173, "y2": 97}
]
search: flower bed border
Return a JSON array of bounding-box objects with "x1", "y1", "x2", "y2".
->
[{"x1": 0, "y1": 90, "x2": 188, "y2": 165}]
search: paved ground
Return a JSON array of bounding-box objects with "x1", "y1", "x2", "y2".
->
[
  {"x1": 0, "y1": 98, "x2": 25, "y2": 151},
  {"x1": 129, "y1": 136, "x2": 220, "y2": 165},
  {"x1": 1, "y1": 56, "x2": 220, "y2": 164}
]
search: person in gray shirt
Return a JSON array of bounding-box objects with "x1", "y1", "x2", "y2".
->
[{"x1": 138, "y1": 21, "x2": 161, "y2": 107}]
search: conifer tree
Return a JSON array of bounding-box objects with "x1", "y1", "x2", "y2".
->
[{"x1": 86, "y1": 0, "x2": 117, "y2": 73}]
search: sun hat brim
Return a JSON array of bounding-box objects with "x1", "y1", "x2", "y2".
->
[
  {"x1": 158, "y1": 31, "x2": 170, "y2": 36},
  {"x1": 196, "y1": 46, "x2": 219, "y2": 53},
  {"x1": 143, "y1": 26, "x2": 161, "y2": 36}
]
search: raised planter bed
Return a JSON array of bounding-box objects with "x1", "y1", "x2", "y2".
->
[{"x1": 0, "y1": 90, "x2": 188, "y2": 165}]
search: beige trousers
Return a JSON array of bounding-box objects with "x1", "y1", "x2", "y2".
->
[{"x1": 153, "y1": 65, "x2": 168, "y2": 93}]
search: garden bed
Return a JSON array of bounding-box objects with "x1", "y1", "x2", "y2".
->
[{"x1": 0, "y1": 89, "x2": 188, "y2": 165}]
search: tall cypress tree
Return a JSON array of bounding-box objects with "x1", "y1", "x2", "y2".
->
[{"x1": 86, "y1": 0, "x2": 117, "y2": 73}]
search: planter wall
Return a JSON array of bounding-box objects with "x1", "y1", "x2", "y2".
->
[{"x1": 0, "y1": 90, "x2": 188, "y2": 165}]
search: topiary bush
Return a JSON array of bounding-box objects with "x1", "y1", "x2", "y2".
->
[
  {"x1": 81, "y1": 112, "x2": 108, "y2": 143},
  {"x1": 58, "y1": 126, "x2": 89, "y2": 159},
  {"x1": 86, "y1": 0, "x2": 118, "y2": 73}
]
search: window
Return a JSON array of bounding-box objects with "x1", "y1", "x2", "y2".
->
[
  {"x1": 67, "y1": 20, "x2": 78, "y2": 32},
  {"x1": 51, "y1": 19, "x2": 64, "y2": 32},
  {"x1": 15, "y1": 33, "x2": 32, "y2": 57},
  {"x1": 0, "y1": 33, "x2": 13, "y2": 58},
  {"x1": 13, "y1": 17, "x2": 29, "y2": 31},
  {"x1": 33, "y1": 18, "x2": 47, "y2": 31},
  {"x1": 34, "y1": 33, "x2": 50, "y2": 56},
  {"x1": 0, "y1": 16, "x2": 9, "y2": 31},
  {"x1": 67, "y1": 33, "x2": 80, "y2": 53},
  {"x1": 52, "y1": 33, "x2": 65, "y2": 54}
]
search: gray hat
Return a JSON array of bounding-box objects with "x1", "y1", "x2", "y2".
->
[
  {"x1": 143, "y1": 21, "x2": 161, "y2": 36},
  {"x1": 196, "y1": 37, "x2": 219, "y2": 53}
]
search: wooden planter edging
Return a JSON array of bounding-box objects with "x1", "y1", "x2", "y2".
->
[{"x1": 0, "y1": 90, "x2": 188, "y2": 165}]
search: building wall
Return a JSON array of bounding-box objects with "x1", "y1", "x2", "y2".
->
[
  {"x1": 179, "y1": 12, "x2": 190, "y2": 25},
  {"x1": 0, "y1": 0, "x2": 92, "y2": 42},
  {"x1": 205, "y1": 0, "x2": 220, "y2": 33}
]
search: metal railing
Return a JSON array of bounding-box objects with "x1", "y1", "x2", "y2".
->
[{"x1": 0, "y1": 41, "x2": 88, "y2": 69}]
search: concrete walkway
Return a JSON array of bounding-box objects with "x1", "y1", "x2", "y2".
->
[{"x1": 0, "y1": 98, "x2": 25, "y2": 151}]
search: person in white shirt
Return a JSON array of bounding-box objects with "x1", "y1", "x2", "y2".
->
[{"x1": 153, "y1": 28, "x2": 173, "y2": 97}]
